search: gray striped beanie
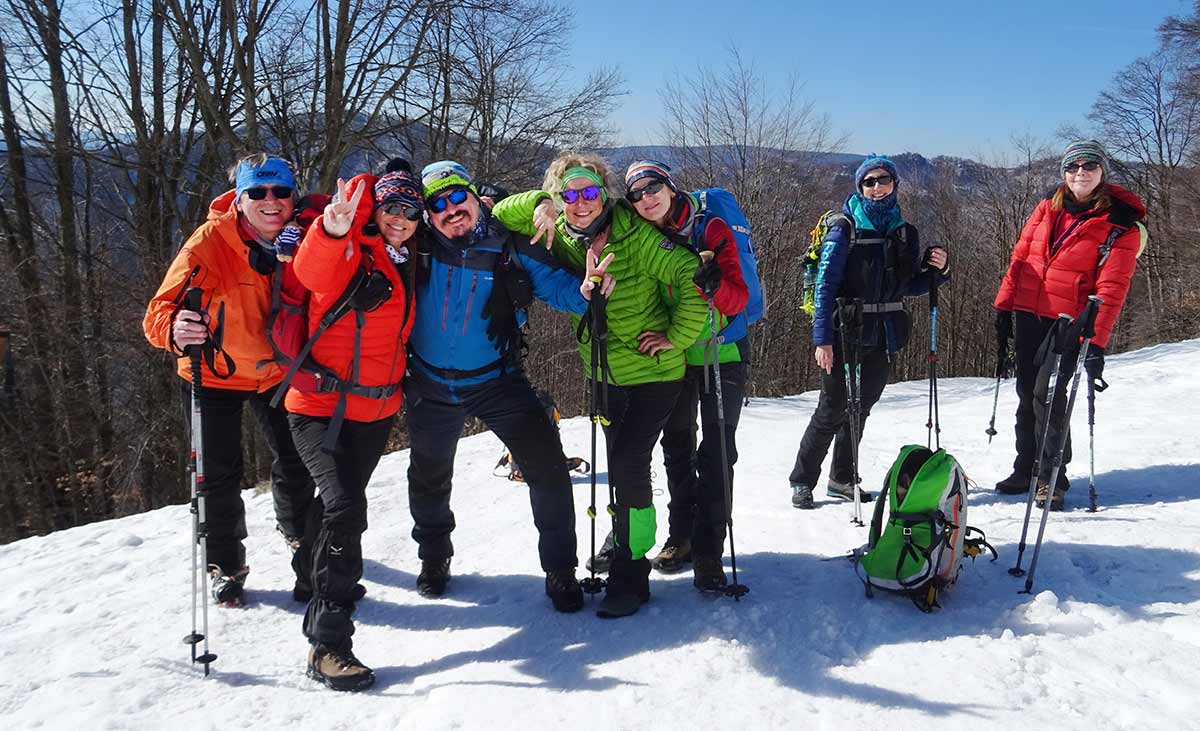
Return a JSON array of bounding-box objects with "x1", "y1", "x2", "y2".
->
[{"x1": 1061, "y1": 140, "x2": 1108, "y2": 174}]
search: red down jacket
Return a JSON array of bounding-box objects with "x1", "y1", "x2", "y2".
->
[
  {"x1": 994, "y1": 183, "x2": 1145, "y2": 348},
  {"x1": 285, "y1": 173, "x2": 416, "y2": 422}
]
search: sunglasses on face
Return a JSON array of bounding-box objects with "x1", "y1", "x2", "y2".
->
[
  {"x1": 380, "y1": 201, "x2": 422, "y2": 221},
  {"x1": 1064, "y1": 161, "x2": 1101, "y2": 174},
  {"x1": 860, "y1": 175, "x2": 894, "y2": 189},
  {"x1": 427, "y1": 188, "x2": 470, "y2": 213},
  {"x1": 625, "y1": 180, "x2": 666, "y2": 203},
  {"x1": 561, "y1": 185, "x2": 602, "y2": 204},
  {"x1": 245, "y1": 185, "x2": 293, "y2": 201}
]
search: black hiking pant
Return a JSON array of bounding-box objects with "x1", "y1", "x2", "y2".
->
[
  {"x1": 660, "y1": 362, "x2": 748, "y2": 558},
  {"x1": 406, "y1": 370, "x2": 577, "y2": 572},
  {"x1": 789, "y1": 345, "x2": 891, "y2": 487},
  {"x1": 600, "y1": 379, "x2": 683, "y2": 600},
  {"x1": 1014, "y1": 311, "x2": 1079, "y2": 488},
  {"x1": 290, "y1": 413, "x2": 393, "y2": 652},
  {"x1": 182, "y1": 383, "x2": 315, "y2": 576}
]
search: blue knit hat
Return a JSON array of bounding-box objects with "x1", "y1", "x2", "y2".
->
[{"x1": 854, "y1": 154, "x2": 899, "y2": 191}]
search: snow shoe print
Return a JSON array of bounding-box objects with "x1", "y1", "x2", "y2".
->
[
  {"x1": 307, "y1": 645, "x2": 375, "y2": 692},
  {"x1": 208, "y1": 565, "x2": 249, "y2": 607}
]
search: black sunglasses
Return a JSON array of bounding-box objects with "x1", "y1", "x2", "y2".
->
[
  {"x1": 244, "y1": 185, "x2": 293, "y2": 200},
  {"x1": 1064, "y1": 161, "x2": 1101, "y2": 174},
  {"x1": 860, "y1": 175, "x2": 894, "y2": 189},
  {"x1": 427, "y1": 188, "x2": 470, "y2": 213},
  {"x1": 380, "y1": 201, "x2": 422, "y2": 221},
  {"x1": 625, "y1": 180, "x2": 666, "y2": 203}
]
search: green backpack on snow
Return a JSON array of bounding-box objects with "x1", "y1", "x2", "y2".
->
[{"x1": 857, "y1": 445, "x2": 996, "y2": 611}]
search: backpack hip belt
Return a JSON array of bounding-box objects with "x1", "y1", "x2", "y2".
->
[{"x1": 861, "y1": 302, "x2": 904, "y2": 314}]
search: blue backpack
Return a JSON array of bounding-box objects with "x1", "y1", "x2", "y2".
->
[{"x1": 694, "y1": 188, "x2": 764, "y2": 343}]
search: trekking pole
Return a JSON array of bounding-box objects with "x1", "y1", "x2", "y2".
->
[
  {"x1": 926, "y1": 273, "x2": 941, "y2": 451},
  {"x1": 704, "y1": 299, "x2": 748, "y2": 599},
  {"x1": 181, "y1": 288, "x2": 217, "y2": 676},
  {"x1": 837, "y1": 297, "x2": 866, "y2": 527},
  {"x1": 1087, "y1": 379, "x2": 1098, "y2": 512},
  {"x1": 986, "y1": 331, "x2": 1008, "y2": 444},
  {"x1": 580, "y1": 286, "x2": 609, "y2": 596},
  {"x1": 1022, "y1": 296, "x2": 1102, "y2": 594},
  {"x1": 1009, "y1": 312, "x2": 1073, "y2": 578}
]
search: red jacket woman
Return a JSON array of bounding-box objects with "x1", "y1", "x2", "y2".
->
[
  {"x1": 994, "y1": 182, "x2": 1144, "y2": 350},
  {"x1": 992, "y1": 140, "x2": 1145, "y2": 511},
  {"x1": 285, "y1": 171, "x2": 416, "y2": 423},
  {"x1": 287, "y1": 163, "x2": 422, "y2": 692}
]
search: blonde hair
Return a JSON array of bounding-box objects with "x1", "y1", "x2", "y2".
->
[{"x1": 541, "y1": 151, "x2": 621, "y2": 206}]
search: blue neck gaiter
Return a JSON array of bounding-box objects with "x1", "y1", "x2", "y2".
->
[{"x1": 860, "y1": 192, "x2": 900, "y2": 233}]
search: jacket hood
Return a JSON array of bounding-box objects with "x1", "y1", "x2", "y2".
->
[
  {"x1": 207, "y1": 189, "x2": 239, "y2": 224},
  {"x1": 1104, "y1": 183, "x2": 1146, "y2": 227}
]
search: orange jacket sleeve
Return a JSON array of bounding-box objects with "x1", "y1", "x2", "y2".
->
[
  {"x1": 144, "y1": 244, "x2": 210, "y2": 355},
  {"x1": 293, "y1": 215, "x2": 362, "y2": 295}
]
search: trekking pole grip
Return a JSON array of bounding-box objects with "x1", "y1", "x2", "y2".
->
[
  {"x1": 183, "y1": 288, "x2": 205, "y2": 382},
  {"x1": 1079, "y1": 295, "x2": 1103, "y2": 339},
  {"x1": 1052, "y1": 313, "x2": 1074, "y2": 354}
]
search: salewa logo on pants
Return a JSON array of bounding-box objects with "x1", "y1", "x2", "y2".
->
[{"x1": 329, "y1": 544, "x2": 343, "y2": 556}]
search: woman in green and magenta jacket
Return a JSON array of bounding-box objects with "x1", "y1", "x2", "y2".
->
[
  {"x1": 622, "y1": 160, "x2": 750, "y2": 593},
  {"x1": 493, "y1": 152, "x2": 708, "y2": 618}
]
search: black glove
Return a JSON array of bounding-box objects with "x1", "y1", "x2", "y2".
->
[
  {"x1": 995, "y1": 310, "x2": 1012, "y2": 342},
  {"x1": 692, "y1": 257, "x2": 722, "y2": 299},
  {"x1": 1085, "y1": 343, "x2": 1105, "y2": 388}
]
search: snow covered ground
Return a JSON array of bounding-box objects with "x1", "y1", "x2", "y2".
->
[{"x1": 1, "y1": 340, "x2": 1197, "y2": 730}]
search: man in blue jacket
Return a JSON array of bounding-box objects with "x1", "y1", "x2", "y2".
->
[{"x1": 406, "y1": 160, "x2": 602, "y2": 612}]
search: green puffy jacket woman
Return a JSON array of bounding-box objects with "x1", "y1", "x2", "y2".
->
[{"x1": 493, "y1": 152, "x2": 707, "y2": 618}]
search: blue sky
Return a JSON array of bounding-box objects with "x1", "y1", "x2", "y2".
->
[{"x1": 565, "y1": 0, "x2": 1190, "y2": 160}]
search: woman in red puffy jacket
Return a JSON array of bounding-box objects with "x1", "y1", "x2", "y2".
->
[
  {"x1": 287, "y1": 162, "x2": 419, "y2": 692},
  {"x1": 993, "y1": 140, "x2": 1145, "y2": 510}
]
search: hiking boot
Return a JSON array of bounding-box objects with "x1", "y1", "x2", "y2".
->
[
  {"x1": 1035, "y1": 480, "x2": 1066, "y2": 511},
  {"x1": 416, "y1": 557, "x2": 451, "y2": 597},
  {"x1": 692, "y1": 555, "x2": 728, "y2": 593},
  {"x1": 208, "y1": 565, "x2": 249, "y2": 607},
  {"x1": 293, "y1": 579, "x2": 367, "y2": 603},
  {"x1": 827, "y1": 478, "x2": 873, "y2": 503},
  {"x1": 545, "y1": 569, "x2": 584, "y2": 613},
  {"x1": 307, "y1": 644, "x2": 375, "y2": 692},
  {"x1": 585, "y1": 531, "x2": 615, "y2": 575},
  {"x1": 650, "y1": 537, "x2": 692, "y2": 574},
  {"x1": 791, "y1": 483, "x2": 815, "y2": 510},
  {"x1": 995, "y1": 469, "x2": 1032, "y2": 494},
  {"x1": 595, "y1": 589, "x2": 650, "y2": 618}
]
